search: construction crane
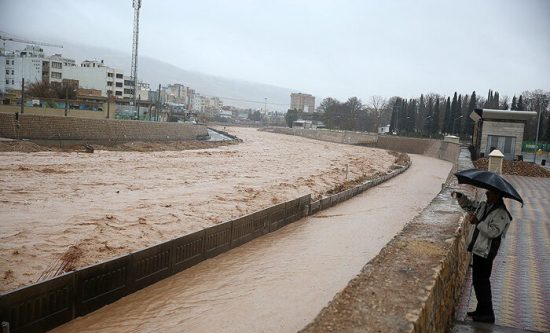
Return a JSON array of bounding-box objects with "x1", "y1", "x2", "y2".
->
[
  {"x1": 0, "y1": 32, "x2": 63, "y2": 52},
  {"x1": 130, "y1": 0, "x2": 141, "y2": 117}
]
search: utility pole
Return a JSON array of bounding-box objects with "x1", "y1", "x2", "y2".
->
[
  {"x1": 64, "y1": 86, "x2": 68, "y2": 117},
  {"x1": 130, "y1": 0, "x2": 142, "y2": 119},
  {"x1": 264, "y1": 97, "x2": 267, "y2": 114},
  {"x1": 107, "y1": 90, "x2": 111, "y2": 119},
  {"x1": 20, "y1": 78, "x2": 24, "y2": 114},
  {"x1": 157, "y1": 83, "x2": 161, "y2": 121}
]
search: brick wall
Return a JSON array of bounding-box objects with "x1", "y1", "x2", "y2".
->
[{"x1": 0, "y1": 112, "x2": 207, "y2": 142}]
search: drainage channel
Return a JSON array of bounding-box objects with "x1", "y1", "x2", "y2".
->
[
  {"x1": 207, "y1": 128, "x2": 235, "y2": 141},
  {"x1": 51, "y1": 155, "x2": 452, "y2": 333}
]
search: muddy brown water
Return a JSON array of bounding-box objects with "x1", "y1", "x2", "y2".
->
[{"x1": 51, "y1": 155, "x2": 452, "y2": 333}]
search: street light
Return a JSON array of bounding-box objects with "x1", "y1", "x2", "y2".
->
[{"x1": 452, "y1": 115, "x2": 463, "y2": 135}]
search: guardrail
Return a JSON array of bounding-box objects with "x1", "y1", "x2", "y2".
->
[{"x1": 0, "y1": 164, "x2": 409, "y2": 333}]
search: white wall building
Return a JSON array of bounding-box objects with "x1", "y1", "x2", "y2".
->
[
  {"x1": 1, "y1": 46, "x2": 44, "y2": 91},
  {"x1": 63, "y1": 60, "x2": 128, "y2": 98},
  {"x1": 0, "y1": 46, "x2": 78, "y2": 92}
]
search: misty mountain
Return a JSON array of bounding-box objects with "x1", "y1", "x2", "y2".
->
[{"x1": 58, "y1": 43, "x2": 295, "y2": 111}]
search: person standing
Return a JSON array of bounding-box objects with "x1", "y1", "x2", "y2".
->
[{"x1": 453, "y1": 188, "x2": 512, "y2": 323}]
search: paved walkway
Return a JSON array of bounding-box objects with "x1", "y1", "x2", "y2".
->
[{"x1": 453, "y1": 175, "x2": 550, "y2": 333}]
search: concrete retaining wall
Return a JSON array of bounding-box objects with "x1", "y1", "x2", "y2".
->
[
  {"x1": 302, "y1": 147, "x2": 474, "y2": 333},
  {"x1": 0, "y1": 112, "x2": 207, "y2": 142},
  {"x1": 262, "y1": 127, "x2": 378, "y2": 145},
  {"x1": 263, "y1": 127, "x2": 459, "y2": 164}
]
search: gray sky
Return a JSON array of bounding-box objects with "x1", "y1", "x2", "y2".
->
[{"x1": 1, "y1": 0, "x2": 549, "y2": 102}]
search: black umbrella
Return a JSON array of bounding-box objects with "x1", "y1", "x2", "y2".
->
[{"x1": 454, "y1": 168, "x2": 524, "y2": 206}]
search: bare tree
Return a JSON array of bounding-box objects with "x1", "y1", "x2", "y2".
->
[{"x1": 366, "y1": 95, "x2": 387, "y2": 131}]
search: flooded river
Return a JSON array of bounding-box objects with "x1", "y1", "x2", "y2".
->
[{"x1": 52, "y1": 154, "x2": 452, "y2": 333}]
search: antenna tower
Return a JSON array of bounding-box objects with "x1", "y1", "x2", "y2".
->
[{"x1": 131, "y1": 0, "x2": 141, "y2": 117}]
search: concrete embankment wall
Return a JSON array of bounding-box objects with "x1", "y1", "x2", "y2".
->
[
  {"x1": 263, "y1": 127, "x2": 459, "y2": 164},
  {"x1": 302, "y1": 148, "x2": 473, "y2": 333},
  {"x1": 262, "y1": 127, "x2": 378, "y2": 145},
  {"x1": 263, "y1": 127, "x2": 471, "y2": 332},
  {"x1": 0, "y1": 112, "x2": 208, "y2": 143}
]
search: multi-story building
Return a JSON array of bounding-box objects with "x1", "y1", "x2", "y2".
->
[
  {"x1": 63, "y1": 60, "x2": 128, "y2": 98},
  {"x1": 136, "y1": 81, "x2": 150, "y2": 101},
  {"x1": 290, "y1": 93, "x2": 315, "y2": 112},
  {"x1": 42, "y1": 53, "x2": 76, "y2": 84},
  {"x1": 1, "y1": 46, "x2": 45, "y2": 91},
  {"x1": 0, "y1": 46, "x2": 78, "y2": 92}
]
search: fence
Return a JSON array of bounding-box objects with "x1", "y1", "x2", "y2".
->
[{"x1": 0, "y1": 164, "x2": 409, "y2": 333}]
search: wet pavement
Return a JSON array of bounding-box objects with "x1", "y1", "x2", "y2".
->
[
  {"x1": 453, "y1": 175, "x2": 550, "y2": 333},
  {"x1": 51, "y1": 155, "x2": 452, "y2": 333}
]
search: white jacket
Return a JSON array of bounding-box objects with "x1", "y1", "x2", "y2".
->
[{"x1": 457, "y1": 195, "x2": 511, "y2": 259}]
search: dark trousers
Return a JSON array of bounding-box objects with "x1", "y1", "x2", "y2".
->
[{"x1": 472, "y1": 254, "x2": 494, "y2": 316}]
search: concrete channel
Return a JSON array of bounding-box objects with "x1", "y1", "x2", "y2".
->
[{"x1": 51, "y1": 155, "x2": 452, "y2": 333}]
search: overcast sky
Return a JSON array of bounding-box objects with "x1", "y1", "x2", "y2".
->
[{"x1": 1, "y1": 0, "x2": 549, "y2": 102}]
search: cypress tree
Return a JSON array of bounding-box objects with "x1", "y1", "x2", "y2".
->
[
  {"x1": 432, "y1": 97, "x2": 441, "y2": 135},
  {"x1": 444, "y1": 97, "x2": 451, "y2": 134},
  {"x1": 511, "y1": 96, "x2": 518, "y2": 110},
  {"x1": 494, "y1": 91, "x2": 500, "y2": 109},
  {"x1": 517, "y1": 95, "x2": 526, "y2": 110},
  {"x1": 456, "y1": 94, "x2": 463, "y2": 136}
]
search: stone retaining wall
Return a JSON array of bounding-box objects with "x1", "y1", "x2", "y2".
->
[{"x1": 0, "y1": 112, "x2": 207, "y2": 142}]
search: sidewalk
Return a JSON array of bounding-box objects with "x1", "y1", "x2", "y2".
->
[{"x1": 453, "y1": 175, "x2": 550, "y2": 332}]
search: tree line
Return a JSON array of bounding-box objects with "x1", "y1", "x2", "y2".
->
[{"x1": 286, "y1": 89, "x2": 550, "y2": 142}]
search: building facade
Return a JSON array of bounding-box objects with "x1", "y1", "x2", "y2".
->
[
  {"x1": 471, "y1": 108, "x2": 537, "y2": 160},
  {"x1": 63, "y1": 60, "x2": 129, "y2": 98},
  {"x1": 0, "y1": 46, "x2": 80, "y2": 92},
  {"x1": 290, "y1": 93, "x2": 315, "y2": 113}
]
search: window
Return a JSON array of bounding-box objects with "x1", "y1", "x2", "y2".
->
[
  {"x1": 11, "y1": 60, "x2": 14, "y2": 65},
  {"x1": 107, "y1": 81, "x2": 113, "y2": 86},
  {"x1": 5, "y1": 80, "x2": 8, "y2": 84},
  {"x1": 124, "y1": 88, "x2": 134, "y2": 94},
  {"x1": 52, "y1": 62, "x2": 62, "y2": 69},
  {"x1": 5, "y1": 70, "x2": 8, "y2": 75},
  {"x1": 115, "y1": 73, "x2": 123, "y2": 79},
  {"x1": 51, "y1": 72, "x2": 62, "y2": 79},
  {"x1": 115, "y1": 82, "x2": 123, "y2": 87},
  {"x1": 11, "y1": 70, "x2": 14, "y2": 75},
  {"x1": 11, "y1": 80, "x2": 14, "y2": 84},
  {"x1": 108, "y1": 73, "x2": 113, "y2": 77},
  {"x1": 5, "y1": 60, "x2": 8, "y2": 65},
  {"x1": 115, "y1": 91, "x2": 122, "y2": 96},
  {"x1": 487, "y1": 135, "x2": 516, "y2": 160}
]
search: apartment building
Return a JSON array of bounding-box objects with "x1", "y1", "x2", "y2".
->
[
  {"x1": 63, "y1": 60, "x2": 127, "y2": 98},
  {"x1": 0, "y1": 46, "x2": 79, "y2": 92},
  {"x1": 1, "y1": 45, "x2": 44, "y2": 91},
  {"x1": 290, "y1": 93, "x2": 315, "y2": 112}
]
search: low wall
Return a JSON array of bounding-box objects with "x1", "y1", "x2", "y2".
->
[
  {"x1": 0, "y1": 112, "x2": 208, "y2": 142},
  {"x1": 0, "y1": 104, "x2": 112, "y2": 120},
  {"x1": 302, "y1": 147, "x2": 474, "y2": 333},
  {"x1": 262, "y1": 127, "x2": 378, "y2": 145},
  {"x1": 262, "y1": 127, "x2": 459, "y2": 164},
  {"x1": 0, "y1": 161, "x2": 410, "y2": 333}
]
